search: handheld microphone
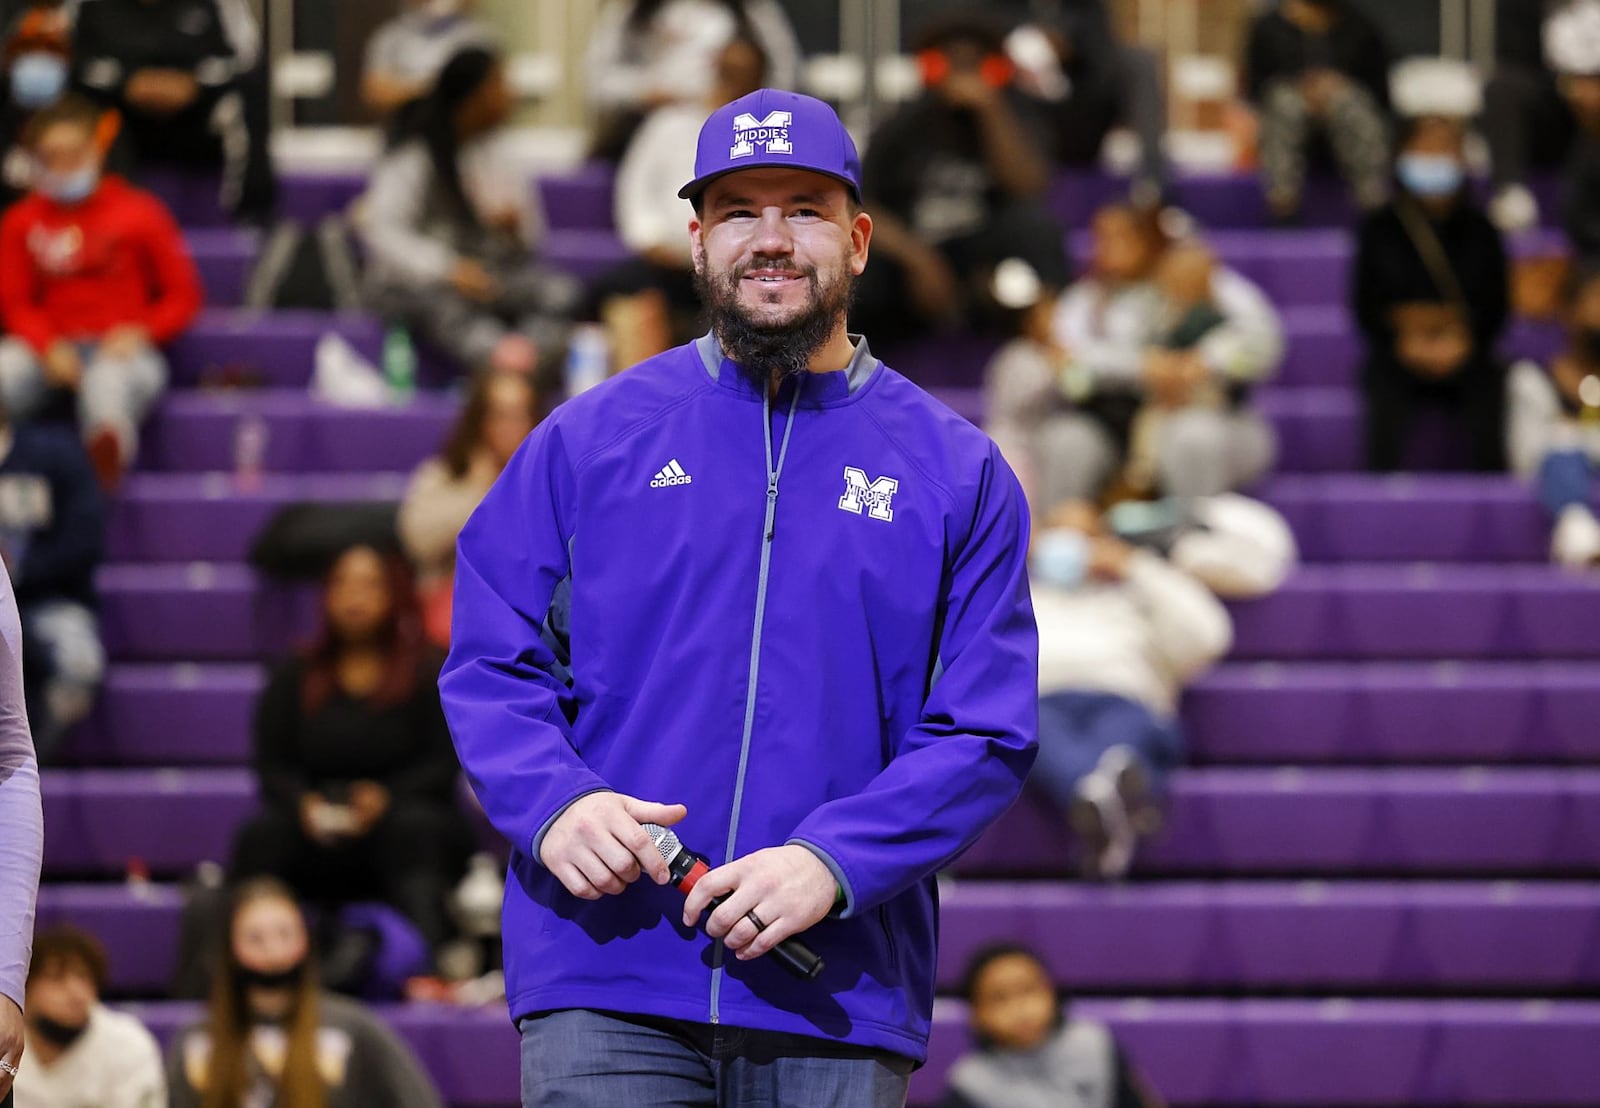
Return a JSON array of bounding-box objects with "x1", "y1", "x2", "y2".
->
[{"x1": 642, "y1": 823, "x2": 824, "y2": 981}]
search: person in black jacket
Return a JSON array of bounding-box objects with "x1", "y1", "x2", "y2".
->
[
  {"x1": 67, "y1": 0, "x2": 276, "y2": 222},
  {"x1": 1353, "y1": 115, "x2": 1510, "y2": 472},
  {"x1": 229, "y1": 543, "x2": 473, "y2": 962},
  {"x1": 0, "y1": 399, "x2": 106, "y2": 760},
  {"x1": 851, "y1": 10, "x2": 1069, "y2": 342},
  {"x1": 1244, "y1": 0, "x2": 1391, "y2": 223}
]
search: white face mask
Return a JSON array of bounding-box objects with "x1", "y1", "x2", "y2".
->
[{"x1": 1030, "y1": 528, "x2": 1090, "y2": 590}]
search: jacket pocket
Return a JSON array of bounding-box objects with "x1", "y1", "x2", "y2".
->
[{"x1": 877, "y1": 903, "x2": 900, "y2": 975}]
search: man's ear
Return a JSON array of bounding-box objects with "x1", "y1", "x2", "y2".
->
[
  {"x1": 849, "y1": 210, "x2": 873, "y2": 277},
  {"x1": 689, "y1": 217, "x2": 705, "y2": 272}
]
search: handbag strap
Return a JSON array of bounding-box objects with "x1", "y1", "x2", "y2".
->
[{"x1": 1392, "y1": 198, "x2": 1472, "y2": 322}]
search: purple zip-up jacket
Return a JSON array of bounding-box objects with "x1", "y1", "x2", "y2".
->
[{"x1": 440, "y1": 334, "x2": 1038, "y2": 1061}]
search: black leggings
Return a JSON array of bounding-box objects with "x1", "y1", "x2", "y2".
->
[
  {"x1": 231, "y1": 798, "x2": 473, "y2": 948},
  {"x1": 1363, "y1": 352, "x2": 1507, "y2": 473}
]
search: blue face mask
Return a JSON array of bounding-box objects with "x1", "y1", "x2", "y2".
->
[
  {"x1": 39, "y1": 166, "x2": 99, "y2": 205},
  {"x1": 1030, "y1": 528, "x2": 1090, "y2": 590},
  {"x1": 1397, "y1": 154, "x2": 1464, "y2": 199},
  {"x1": 8, "y1": 52, "x2": 67, "y2": 110}
]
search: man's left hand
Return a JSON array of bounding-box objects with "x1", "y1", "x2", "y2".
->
[
  {"x1": 683, "y1": 845, "x2": 836, "y2": 962},
  {"x1": 0, "y1": 994, "x2": 23, "y2": 1098}
]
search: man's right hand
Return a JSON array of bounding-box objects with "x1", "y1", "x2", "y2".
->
[
  {"x1": 539, "y1": 792, "x2": 687, "y2": 900},
  {"x1": 43, "y1": 341, "x2": 81, "y2": 388}
]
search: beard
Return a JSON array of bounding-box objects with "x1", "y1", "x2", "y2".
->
[{"x1": 695, "y1": 252, "x2": 856, "y2": 392}]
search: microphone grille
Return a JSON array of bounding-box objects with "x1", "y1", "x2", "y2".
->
[{"x1": 641, "y1": 822, "x2": 682, "y2": 864}]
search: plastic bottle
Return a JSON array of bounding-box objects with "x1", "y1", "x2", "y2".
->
[
  {"x1": 564, "y1": 323, "x2": 609, "y2": 398},
  {"x1": 383, "y1": 324, "x2": 417, "y2": 403},
  {"x1": 232, "y1": 414, "x2": 269, "y2": 493}
]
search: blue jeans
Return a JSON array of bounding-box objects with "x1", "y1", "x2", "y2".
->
[
  {"x1": 1030, "y1": 690, "x2": 1183, "y2": 811},
  {"x1": 517, "y1": 1009, "x2": 913, "y2": 1107},
  {"x1": 1538, "y1": 449, "x2": 1594, "y2": 516}
]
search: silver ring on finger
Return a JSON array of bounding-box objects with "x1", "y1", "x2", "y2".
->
[{"x1": 0, "y1": 1058, "x2": 19, "y2": 1077}]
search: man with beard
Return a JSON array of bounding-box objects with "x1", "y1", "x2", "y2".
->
[{"x1": 441, "y1": 88, "x2": 1039, "y2": 1107}]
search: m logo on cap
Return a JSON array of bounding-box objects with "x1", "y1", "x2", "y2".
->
[{"x1": 730, "y1": 110, "x2": 793, "y2": 160}]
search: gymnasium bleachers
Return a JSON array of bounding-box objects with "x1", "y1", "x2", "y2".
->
[{"x1": 35, "y1": 161, "x2": 1600, "y2": 1106}]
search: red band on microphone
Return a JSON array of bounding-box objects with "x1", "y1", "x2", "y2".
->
[{"x1": 675, "y1": 858, "x2": 711, "y2": 895}]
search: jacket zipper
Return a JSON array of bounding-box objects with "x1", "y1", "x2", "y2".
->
[{"x1": 710, "y1": 382, "x2": 801, "y2": 1024}]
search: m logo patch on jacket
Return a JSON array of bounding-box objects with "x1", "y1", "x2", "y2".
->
[{"x1": 839, "y1": 467, "x2": 899, "y2": 522}]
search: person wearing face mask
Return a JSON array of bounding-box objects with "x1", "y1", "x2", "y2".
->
[
  {"x1": 0, "y1": 95, "x2": 202, "y2": 492},
  {"x1": 1353, "y1": 115, "x2": 1510, "y2": 473},
  {"x1": 10, "y1": 925, "x2": 164, "y2": 1108},
  {"x1": 361, "y1": 0, "x2": 496, "y2": 120},
  {"x1": 0, "y1": 4, "x2": 70, "y2": 211},
  {"x1": 1508, "y1": 268, "x2": 1600, "y2": 568},
  {"x1": 166, "y1": 878, "x2": 444, "y2": 1108},
  {"x1": 1028, "y1": 500, "x2": 1231, "y2": 880}
]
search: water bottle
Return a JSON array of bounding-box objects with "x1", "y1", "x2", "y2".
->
[
  {"x1": 383, "y1": 324, "x2": 417, "y2": 403},
  {"x1": 564, "y1": 324, "x2": 609, "y2": 398},
  {"x1": 232, "y1": 414, "x2": 269, "y2": 492}
]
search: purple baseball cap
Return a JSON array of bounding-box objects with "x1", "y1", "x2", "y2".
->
[{"x1": 678, "y1": 88, "x2": 862, "y2": 204}]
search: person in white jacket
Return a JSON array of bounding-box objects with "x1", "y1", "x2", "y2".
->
[
  {"x1": 1029, "y1": 499, "x2": 1233, "y2": 880},
  {"x1": 986, "y1": 204, "x2": 1283, "y2": 506}
]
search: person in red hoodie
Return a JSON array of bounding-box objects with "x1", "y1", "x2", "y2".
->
[{"x1": 0, "y1": 94, "x2": 201, "y2": 490}]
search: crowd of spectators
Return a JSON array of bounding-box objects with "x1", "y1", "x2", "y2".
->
[{"x1": 8, "y1": 1, "x2": 1600, "y2": 1105}]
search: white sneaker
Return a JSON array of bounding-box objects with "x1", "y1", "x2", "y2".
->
[
  {"x1": 1070, "y1": 772, "x2": 1137, "y2": 882},
  {"x1": 1490, "y1": 185, "x2": 1539, "y2": 234},
  {"x1": 1552, "y1": 504, "x2": 1600, "y2": 570}
]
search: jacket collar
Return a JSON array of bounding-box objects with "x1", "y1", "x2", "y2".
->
[{"x1": 695, "y1": 330, "x2": 880, "y2": 404}]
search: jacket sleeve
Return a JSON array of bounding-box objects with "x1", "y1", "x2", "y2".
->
[
  {"x1": 1471, "y1": 215, "x2": 1511, "y2": 350},
  {"x1": 138, "y1": 196, "x2": 204, "y2": 343},
  {"x1": 15, "y1": 434, "x2": 106, "y2": 599},
  {"x1": 1351, "y1": 211, "x2": 1393, "y2": 344},
  {"x1": 387, "y1": 660, "x2": 464, "y2": 801},
  {"x1": 787, "y1": 443, "x2": 1038, "y2": 916},
  {"x1": 1122, "y1": 551, "x2": 1232, "y2": 684},
  {"x1": 357, "y1": 146, "x2": 460, "y2": 288},
  {"x1": 439, "y1": 420, "x2": 609, "y2": 860},
  {"x1": 0, "y1": 560, "x2": 42, "y2": 1015},
  {"x1": 0, "y1": 205, "x2": 59, "y2": 353},
  {"x1": 1196, "y1": 268, "x2": 1284, "y2": 384}
]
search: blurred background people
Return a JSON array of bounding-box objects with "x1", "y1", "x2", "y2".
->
[
  {"x1": 359, "y1": 46, "x2": 576, "y2": 379},
  {"x1": 1027, "y1": 500, "x2": 1232, "y2": 879},
  {"x1": 398, "y1": 370, "x2": 543, "y2": 647},
  {"x1": 594, "y1": 34, "x2": 767, "y2": 367},
  {"x1": 854, "y1": 10, "x2": 1069, "y2": 342},
  {"x1": 362, "y1": 0, "x2": 496, "y2": 121},
  {"x1": 0, "y1": 95, "x2": 202, "y2": 491},
  {"x1": 0, "y1": 399, "x2": 105, "y2": 761},
  {"x1": 1353, "y1": 115, "x2": 1508, "y2": 472},
  {"x1": 11, "y1": 925, "x2": 163, "y2": 1108},
  {"x1": 998, "y1": 203, "x2": 1279, "y2": 506},
  {"x1": 68, "y1": 0, "x2": 276, "y2": 222},
  {"x1": 583, "y1": 0, "x2": 800, "y2": 160},
  {"x1": 0, "y1": 2, "x2": 71, "y2": 211},
  {"x1": 229, "y1": 544, "x2": 472, "y2": 971},
  {"x1": 1004, "y1": 0, "x2": 1170, "y2": 205},
  {"x1": 942, "y1": 943, "x2": 1160, "y2": 1108},
  {"x1": 1244, "y1": 0, "x2": 1392, "y2": 223},
  {"x1": 165, "y1": 878, "x2": 443, "y2": 1108},
  {"x1": 1508, "y1": 268, "x2": 1600, "y2": 568}
]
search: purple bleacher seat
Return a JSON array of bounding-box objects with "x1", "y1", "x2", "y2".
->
[
  {"x1": 62, "y1": 659, "x2": 1600, "y2": 769},
  {"x1": 69, "y1": 663, "x2": 263, "y2": 766},
  {"x1": 185, "y1": 228, "x2": 258, "y2": 308},
  {"x1": 106, "y1": 997, "x2": 1600, "y2": 1106},
  {"x1": 1182, "y1": 662, "x2": 1600, "y2": 764},
  {"x1": 541, "y1": 227, "x2": 634, "y2": 282},
  {"x1": 537, "y1": 162, "x2": 618, "y2": 231},
  {"x1": 957, "y1": 769, "x2": 1600, "y2": 877},
  {"x1": 96, "y1": 564, "x2": 318, "y2": 661},
  {"x1": 42, "y1": 767, "x2": 1600, "y2": 880},
  {"x1": 141, "y1": 392, "x2": 452, "y2": 475},
  {"x1": 51, "y1": 878, "x2": 1600, "y2": 997},
  {"x1": 108, "y1": 472, "x2": 407, "y2": 562}
]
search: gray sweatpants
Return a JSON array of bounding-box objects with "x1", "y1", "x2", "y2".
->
[
  {"x1": 1018, "y1": 408, "x2": 1276, "y2": 507},
  {"x1": 0, "y1": 337, "x2": 167, "y2": 463}
]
